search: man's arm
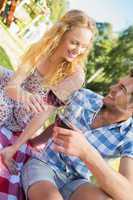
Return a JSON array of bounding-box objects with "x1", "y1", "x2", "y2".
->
[
  {"x1": 53, "y1": 127, "x2": 133, "y2": 200},
  {"x1": 83, "y1": 147, "x2": 133, "y2": 200},
  {"x1": 119, "y1": 156, "x2": 133, "y2": 185}
]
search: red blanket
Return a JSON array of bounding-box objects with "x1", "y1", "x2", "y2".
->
[{"x1": 0, "y1": 127, "x2": 42, "y2": 200}]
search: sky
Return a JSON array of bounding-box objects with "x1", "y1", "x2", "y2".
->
[{"x1": 69, "y1": 0, "x2": 133, "y2": 32}]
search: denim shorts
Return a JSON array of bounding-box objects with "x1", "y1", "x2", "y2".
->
[{"x1": 21, "y1": 158, "x2": 90, "y2": 200}]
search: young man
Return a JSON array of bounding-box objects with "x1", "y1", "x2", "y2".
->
[{"x1": 22, "y1": 73, "x2": 133, "y2": 200}]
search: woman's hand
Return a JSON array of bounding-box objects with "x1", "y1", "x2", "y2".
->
[
  {"x1": 0, "y1": 146, "x2": 18, "y2": 174},
  {"x1": 22, "y1": 93, "x2": 48, "y2": 114},
  {"x1": 53, "y1": 125, "x2": 89, "y2": 160}
]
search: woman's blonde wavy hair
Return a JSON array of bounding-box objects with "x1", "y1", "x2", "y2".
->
[{"x1": 20, "y1": 9, "x2": 96, "y2": 86}]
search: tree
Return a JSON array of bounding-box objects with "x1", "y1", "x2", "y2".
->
[
  {"x1": 85, "y1": 22, "x2": 116, "y2": 94},
  {"x1": 105, "y1": 26, "x2": 133, "y2": 82},
  {"x1": 0, "y1": 0, "x2": 20, "y2": 26},
  {"x1": 6, "y1": 0, "x2": 20, "y2": 26},
  {"x1": 0, "y1": 0, "x2": 7, "y2": 12},
  {"x1": 46, "y1": 0, "x2": 68, "y2": 22},
  {"x1": 85, "y1": 24, "x2": 133, "y2": 95}
]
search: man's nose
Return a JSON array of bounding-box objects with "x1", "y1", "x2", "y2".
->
[{"x1": 110, "y1": 85, "x2": 118, "y2": 94}]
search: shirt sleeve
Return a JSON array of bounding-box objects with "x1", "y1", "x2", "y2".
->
[{"x1": 119, "y1": 130, "x2": 133, "y2": 158}]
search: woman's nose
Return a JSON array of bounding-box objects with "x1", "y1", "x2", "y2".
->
[{"x1": 75, "y1": 46, "x2": 82, "y2": 55}]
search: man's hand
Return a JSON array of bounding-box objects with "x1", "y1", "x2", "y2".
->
[
  {"x1": 0, "y1": 146, "x2": 18, "y2": 174},
  {"x1": 53, "y1": 125, "x2": 89, "y2": 160}
]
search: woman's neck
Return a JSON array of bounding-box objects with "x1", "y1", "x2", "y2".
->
[
  {"x1": 49, "y1": 51, "x2": 64, "y2": 66},
  {"x1": 36, "y1": 55, "x2": 63, "y2": 77}
]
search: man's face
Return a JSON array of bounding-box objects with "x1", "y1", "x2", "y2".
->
[{"x1": 103, "y1": 77, "x2": 133, "y2": 112}]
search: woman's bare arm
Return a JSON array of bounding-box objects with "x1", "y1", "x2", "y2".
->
[
  {"x1": 5, "y1": 65, "x2": 31, "y2": 102},
  {"x1": 30, "y1": 123, "x2": 54, "y2": 147},
  {"x1": 13, "y1": 105, "x2": 55, "y2": 151}
]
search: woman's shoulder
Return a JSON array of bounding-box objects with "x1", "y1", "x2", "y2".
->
[
  {"x1": 65, "y1": 65, "x2": 85, "y2": 87},
  {"x1": 73, "y1": 65, "x2": 85, "y2": 81},
  {"x1": 50, "y1": 65, "x2": 85, "y2": 102}
]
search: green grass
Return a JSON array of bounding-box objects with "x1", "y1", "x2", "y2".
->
[{"x1": 0, "y1": 46, "x2": 13, "y2": 69}]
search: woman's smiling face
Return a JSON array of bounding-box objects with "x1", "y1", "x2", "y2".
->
[{"x1": 55, "y1": 26, "x2": 93, "y2": 62}]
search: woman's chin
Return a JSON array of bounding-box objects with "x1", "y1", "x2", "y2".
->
[{"x1": 64, "y1": 56, "x2": 75, "y2": 62}]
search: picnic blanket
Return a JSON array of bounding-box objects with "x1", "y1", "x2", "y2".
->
[{"x1": 0, "y1": 127, "x2": 42, "y2": 200}]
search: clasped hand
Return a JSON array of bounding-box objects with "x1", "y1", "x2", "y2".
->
[
  {"x1": 0, "y1": 146, "x2": 18, "y2": 174},
  {"x1": 23, "y1": 93, "x2": 48, "y2": 113}
]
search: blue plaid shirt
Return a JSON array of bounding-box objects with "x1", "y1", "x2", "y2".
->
[{"x1": 40, "y1": 88, "x2": 133, "y2": 180}]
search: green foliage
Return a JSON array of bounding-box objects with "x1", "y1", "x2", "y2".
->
[
  {"x1": 85, "y1": 23, "x2": 133, "y2": 95},
  {"x1": 0, "y1": 46, "x2": 13, "y2": 69},
  {"x1": 104, "y1": 26, "x2": 133, "y2": 82},
  {"x1": 46, "y1": 0, "x2": 68, "y2": 22},
  {"x1": 23, "y1": 0, "x2": 47, "y2": 19}
]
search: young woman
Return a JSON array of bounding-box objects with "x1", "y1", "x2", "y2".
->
[{"x1": 0, "y1": 9, "x2": 96, "y2": 199}]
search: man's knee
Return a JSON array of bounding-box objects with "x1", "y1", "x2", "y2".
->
[{"x1": 28, "y1": 181, "x2": 63, "y2": 200}]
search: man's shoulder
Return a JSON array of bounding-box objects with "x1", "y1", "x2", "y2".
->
[
  {"x1": 66, "y1": 88, "x2": 103, "y2": 113},
  {"x1": 70, "y1": 88, "x2": 103, "y2": 103}
]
